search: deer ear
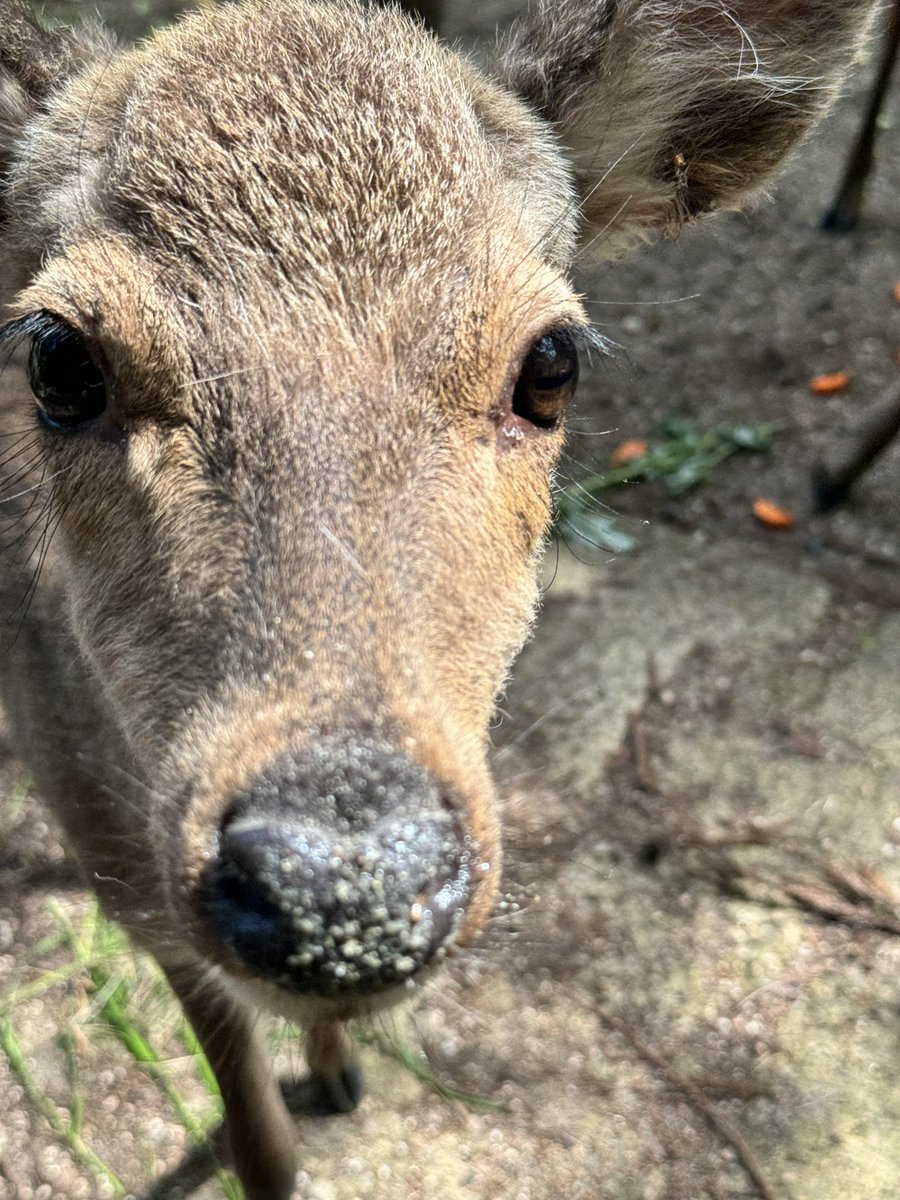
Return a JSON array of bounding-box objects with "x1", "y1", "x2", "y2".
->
[
  {"x1": 0, "y1": 0, "x2": 70, "y2": 98},
  {"x1": 1, "y1": 1, "x2": 67, "y2": 145},
  {"x1": 498, "y1": 0, "x2": 877, "y2": 257},
  {"x1": 0, "y1": 2, "x2": 108, "y2": 167}
]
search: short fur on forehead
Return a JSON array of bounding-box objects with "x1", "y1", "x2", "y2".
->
[{"x1": 5, "y1": 0, "x2": 578, "y2": 302}]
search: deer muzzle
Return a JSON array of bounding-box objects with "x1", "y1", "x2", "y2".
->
[{"x1": 197, "y1": 734, "x2": 471, "y2": 999}]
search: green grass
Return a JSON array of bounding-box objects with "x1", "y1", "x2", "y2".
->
[
  {"x1": 0, "y1": 895, "x2": 241, "y2": 1199},
  {"x1": 357, "y1": 1026, "x2": 507, "y2": 1113},
  {"x1": 0, "y1": 1017, "x2": 126, "y2": 1191},
  {"x1": 2, "y1": 890, "x2": 500, "y2": 1197},
  {"x1": 0, "y1": 771, "x2": 32, "y2": 839},
  {"x1": 557, "y1": 416, "x2": 778, "y2": 552}
]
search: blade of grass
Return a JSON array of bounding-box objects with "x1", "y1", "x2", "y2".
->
[
  {"x1": 0, "y1": 770, "x2": 31, "y2": 837},
  {"x1": 357, "y1": 1028, "x2": 506, "y2": 1113},
  {"x1": 46, "y1": 900, "x2": 243, "y2": 1200},
  {"x1": 0, "y1": 1017, "x2": 125, "y2": 1194},
  {"x1": 1, "y1": 959, "x2": 94, "y2": 1016},
  {"x1": 47, "y1": 902, "x2": 208, "y2": 1136},
  {"x1": 58, "y1": 1030, "x2": 84, "y2": 1136},
  {"x1": 181, "y1": 1019, "x2": 222, "y2": 1099}
]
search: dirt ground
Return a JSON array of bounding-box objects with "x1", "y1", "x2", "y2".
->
[{"x1": 1, "y1": 3, "x2": 898, "y2": 1200}]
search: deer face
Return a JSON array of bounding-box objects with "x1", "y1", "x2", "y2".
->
[{"x1": 4, "y1": 2, "x2": 588, "y2": 1011}]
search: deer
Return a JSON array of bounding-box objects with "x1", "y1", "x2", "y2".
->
[{"x1": 0, "y1": 0, "x2": 880, "y2": 1197}]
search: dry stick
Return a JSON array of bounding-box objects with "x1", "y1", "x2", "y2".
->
[
  {"x1": 686, "y1": 836, "x2": 900, "y2": 937},
  {"x1": 780, "y1": 878, "x2": 900, "y2": 936},
  {"x1": 598, "y1": 1011, "x2": 789, "y2": 1200},
  {"x1": 624, "y1": 712, "x2": 660, "y2": 792},
  {"x1": 637, "y1": 800, "x2": 900, "y2": 938}
]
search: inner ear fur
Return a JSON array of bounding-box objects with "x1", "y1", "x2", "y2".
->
[{"x1": 498, "y1": 0, "x2": 879, "y2": 256}]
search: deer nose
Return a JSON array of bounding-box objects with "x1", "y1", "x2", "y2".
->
[{"x1": 198, "y1": 735, "x2": 471, "y2": 997}]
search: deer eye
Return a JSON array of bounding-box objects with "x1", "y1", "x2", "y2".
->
[
  {"x1": 28, "y1": 316, "x2": 107, "y2": 429},
  {"x1": 512, "y1": 328, "x2": 579, "y2": 429}
]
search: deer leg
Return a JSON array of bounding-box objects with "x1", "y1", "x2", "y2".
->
[
  {"x1": 812, "y1": 383, "x2": 900, "y2": 511},
  {"x1": 821, "y1": 0, "x2": 900, "y2": 231},
  {"x1": 139, "y1": 1142, "x2": 224, "y2": 1200},
  {"x1": 284, "y1": 1020, "x2": 363, "y2": 1117},
  {"x1": 149, "y1": 975, "x2": 364, "y2": 1200},
  {"x1": 162, "y1": 965, "x2": 299, "y2": 1200}
]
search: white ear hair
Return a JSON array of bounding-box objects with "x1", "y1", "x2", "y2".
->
[{"x1": 498, "y1": 0, "x2": 879, "y2": 257}]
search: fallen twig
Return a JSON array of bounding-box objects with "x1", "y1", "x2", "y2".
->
[{"x1": 598, "y1": 1011, "x2": 788, "y2": 1200}]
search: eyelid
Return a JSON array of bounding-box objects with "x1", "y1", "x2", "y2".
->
[
  {"x1": 5, "y1": 310, "x2": 110, "y2": 379},
  {"x1": 0, "y1": 311, "x2": 91, "y2": 347}
]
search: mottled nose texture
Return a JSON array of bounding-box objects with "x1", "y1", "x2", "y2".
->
[{"x1": 199, "y1": 736, "x2": 471, "y2": 996}]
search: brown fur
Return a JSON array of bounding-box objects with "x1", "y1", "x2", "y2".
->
[{"x1": 0, "y1": 1, "x2": 877, "y2": 1196}]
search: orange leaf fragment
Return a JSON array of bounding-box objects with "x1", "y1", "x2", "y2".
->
[
  {"x1": 894, "y1": 280, "x2": 900, "y2": 303},
  {"x1": 753, "y1": 498, "x2": 795, "y2": 529},
  {"x1": 610, "y1": 439, "x2": 649, "y2": 467},
  {"x1": 809, "y1": 370, "x2": 850, "y2": 395}
]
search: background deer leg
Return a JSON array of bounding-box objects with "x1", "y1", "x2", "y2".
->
[{"x1": 821, "y1": 0, "x2": 899, "y2": 230}]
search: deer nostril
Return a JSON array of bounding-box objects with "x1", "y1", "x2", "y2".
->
[{"x1": 197, "y1": 737, "x2": 471, "y2": 997}]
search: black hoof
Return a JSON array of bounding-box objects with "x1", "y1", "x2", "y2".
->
[
  {"x1": 820, "y1": 205, "x2": 859, "y2": 234},
  {"x1": 811, "y1": 462, "x2": 849, "y2": 513},
  {"x1": 282, "y1": 1063, "x2": 364, "y2": 1117}
]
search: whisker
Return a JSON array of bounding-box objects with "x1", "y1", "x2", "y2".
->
[
  {"x1": 584, "y1": 293, "x2": 703, "y2": 308},
  {"x1": 0, "y1": 466, "x2": 68, "y2": 505}
]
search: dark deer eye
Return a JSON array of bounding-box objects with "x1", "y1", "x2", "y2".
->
[
  {"x1": 512, "y1": 328, "x2": 579, "y2": 428},
  {"x1": 28, "y1": 316, "x2": 107, "y2": 429}
]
